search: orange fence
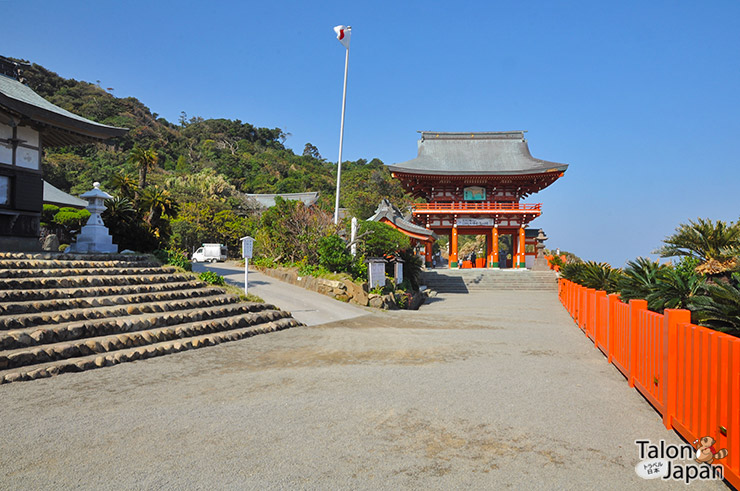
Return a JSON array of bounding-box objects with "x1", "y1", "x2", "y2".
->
[{"x1": 558, "y1": 278, "x2": 740, "y2": 488}]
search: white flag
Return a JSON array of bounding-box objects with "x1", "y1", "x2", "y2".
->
[{"x1": 333, "y1": 25, "x2": 351, "y2": 49}]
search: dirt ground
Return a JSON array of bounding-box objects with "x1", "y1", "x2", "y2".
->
[{"x1": 0, "y1": 291, "x2": 728, "y2": 490}]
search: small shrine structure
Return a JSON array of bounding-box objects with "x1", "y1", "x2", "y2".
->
[
  {"x1": 389, "y1": 131, "x2": 567, "y2": 268},
  {"x1": 367, "y1": 198, "x2": 437, "y2": 267}
]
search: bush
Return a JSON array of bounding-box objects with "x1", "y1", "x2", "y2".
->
[
  {"x1": 155, "y1": 248, "x2": 192, "y2": 271},
  {"x1": 198, "y1": 271, "x2": 225, "y2": 286},
  {"x1": 317, "y1": 234, "x2": 353, "y2": 273},
  {"x1": 358, "y1": 221, "x2": 410, "y2": 257}
]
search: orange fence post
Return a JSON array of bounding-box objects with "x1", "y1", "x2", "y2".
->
[
  {"x1": 628, "y1": 299, "x2": 648, "y2": 388},
  {"x1": 607, "y1": 294, "x2": 619, "y2": 364},
  {"x1": 595, "y1": 290, "x2": 606, "y2": 351},
  {"x1": 662, "y1": 309, "x2": 691, "y2": 430}
]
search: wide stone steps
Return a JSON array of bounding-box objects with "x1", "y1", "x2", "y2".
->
[
  {"x1": 0, "y1": 299, "x2": 273, "y2": 350},
  {"x1": 0, "y1": 280, "x2": 207, "y2": 303},
  {"x1": 422, "y1": 270, "x2": 558, "y2": 292},
  {"x1": 0, "y1": 317, "x2": 299, "y2": 384},
  {"x1": 0, "y1": 293, "x2": 240, "y2": 331},
  {"x1": 0, "y1": 307, "x2": 292, "y2": 371},
  {"x1": 0, "y1": 258, "x2": 162, "y2": 270},
  {"x1": 0, "y1": 265, "x2": 179, "y2": 279},
  {"x1": 0, "y1": 284, "x2": 224, "y2": 316},
  {"x1": 0, "y1": 252, "x2": 302, "y2": 384},
  {"x1": 0, "y1": 272, "x2": 195, "y2": 290}
]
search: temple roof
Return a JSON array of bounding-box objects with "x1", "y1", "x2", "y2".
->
[
  {"x1": 43, "y1": 180, "x2": 87, "y2": 208},
  {"x1": 390, "y1": 131, "x2": 568, "y2": 176},
  {"x1": 0, "y1": 72, "x2": 127, "y2": 147},
  {"x1": 368, "y1": 199, "x2": 437, "y2": 241},
  {"x1": 246, "y1": 192, "x2": 319, "y2": 208}
]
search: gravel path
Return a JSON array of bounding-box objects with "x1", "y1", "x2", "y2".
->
[{"x1": 0, "y1": 289, "x2": 727, "y2": 490}]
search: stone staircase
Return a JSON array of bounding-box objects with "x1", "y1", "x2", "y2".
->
[
  {"x1": 422, "y1": 268, "x2": 558, "y2": 293},
  {"x1": 0, "y1": 252, "x2": 301, "y2": 384}
]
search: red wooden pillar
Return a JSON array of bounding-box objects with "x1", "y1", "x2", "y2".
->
[
  {"x1": 450, "y1": 226, "x2": 458, "y2": 268},
  {"x1": 490, "y1": 226, "x2": 499, "y2": 268},
  {"x1": 518, "y1": 226, "x2": 526, "y2": 268},
  {"x1": 424, "y1": 241, "x2": 432, "y2": 268}
]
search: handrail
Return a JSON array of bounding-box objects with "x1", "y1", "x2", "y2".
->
[{"x1": 411, "y1": 202, "x2": 542, "y2": 212}]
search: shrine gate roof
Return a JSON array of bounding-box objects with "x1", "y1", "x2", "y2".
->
[{"x1": 390, "y1": 131, "x2": 568, "y2": 176}]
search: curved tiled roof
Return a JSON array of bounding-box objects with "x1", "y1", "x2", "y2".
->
[
  {"x1": 390, "y1": 131, "x2": 568, "y2": 176},
  {"x1": 368, "y1": 199, "x2": 437, "y2": 241},
  {"x1": 0, "y1": 74, "x2": 127, "y2": 147}
]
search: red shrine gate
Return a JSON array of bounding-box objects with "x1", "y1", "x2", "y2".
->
[{"x1": 389, "y1": 131, "x2": 567, "y2": 268}]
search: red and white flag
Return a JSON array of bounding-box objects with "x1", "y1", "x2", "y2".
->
[{"x1": 333, "y1": 25, "x2": 351, "y2": 49}]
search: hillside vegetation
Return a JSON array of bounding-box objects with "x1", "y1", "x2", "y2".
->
[{"x1": 14, "y1": 58, "x2": 414, "y2": 252}]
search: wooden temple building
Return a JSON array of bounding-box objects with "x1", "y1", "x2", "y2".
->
[
  {"x1": 389, "y1": 131, "x2": 567, "y2": 268},
  {"x1": 0, "y1": 56, "x2": 126, "y2": 250}
]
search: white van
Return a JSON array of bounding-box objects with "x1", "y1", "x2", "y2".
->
[{"x1": 192, "y1": 243, "x2": 227, "y2": 263}]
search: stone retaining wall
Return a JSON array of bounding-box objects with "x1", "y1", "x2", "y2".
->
[{"x1": 255, "y1": 267, "x2": 427, "y2": 310}]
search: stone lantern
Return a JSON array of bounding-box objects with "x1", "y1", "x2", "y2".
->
[
  {"x1": 67, "y1": 182, "x2": 117, "y2": 253},
  {"x1": 532, "y1": 229, "x2": 549, "y2": 271}
]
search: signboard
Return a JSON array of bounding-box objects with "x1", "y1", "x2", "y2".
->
[
  {"x1": 240, "y1": 236, "x2": 255, "y2": 259},
  {"x1": 456, "y1": 218, "x2": 494, "y2": 227},
  {"x1": 463, "y1": 186, "x2": 486, "y2": 201}
]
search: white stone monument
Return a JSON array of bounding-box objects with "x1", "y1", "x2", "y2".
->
[{"x1": 67, "y1": 182, "x2": 118, "y2": 253}]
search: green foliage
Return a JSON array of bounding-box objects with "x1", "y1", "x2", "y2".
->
[
  {"x1": 154, "y1": 248, "x2": 192, "y2": 271},
  {"x1": 578, "y1": 261, "x2": 622, "y2": 293},
  {"x1": 257, "y1": 196, "x2": 335, "y2": 263},
  {"x1": 617, "y1": 257, "x2": 666, "y2": 303},
  {"x1": 655, "y1": 218, "x2": 740, "y2": 272},
  {"x1": 647, "y1": 265, "x2": 705, "y2": 313},
  {"x1": 198, "y1": 270, "x2": 225, "y2": 286},
  {"x1": 317, "y1": 234, "x2": 353, "y2": 273},
  {"x1": 560, "y1": 262, "x2": 586, "y2": 283},
  {"x1": 358, "y1": 221, "x2": 410, "y2": 257},
  {"x1": 398, "y1": 248, "x2": 423, "y2": 291},
  {"x1": 41, "y1": 204, "x2": 59, "y2": 226},
  {"x1": 690, "y1": 273, "x2": 740, "y2": 336}
]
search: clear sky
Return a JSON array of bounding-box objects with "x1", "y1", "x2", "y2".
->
[{"x1": 5, "y1": 0, "x2": 740, "y2": 267}]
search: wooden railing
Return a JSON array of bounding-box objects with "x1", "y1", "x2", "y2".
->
[
  {"x1": 411, "y1": 202, "x2": 542, "y2": 213},
  {"x1": 559, "y1": 278, "x2": 740, "y2": 488}
]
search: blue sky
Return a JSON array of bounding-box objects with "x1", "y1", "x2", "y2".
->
[{"x1": 5, "y1": 0, "x2": 740, "y2": 267}]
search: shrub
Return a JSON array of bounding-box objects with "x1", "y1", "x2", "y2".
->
[
  {"x1": 358, "y1": 221, "x2": 410, "y2": 257},
  {"x1": 317, "y1": 234, "x2": 353, "y2": 273},
  {"x1": 198, "y1": 270, "x2": 225, "y2": 286},
  {"x1": 155, "y1": 248, "x2": 192, "y2": 271}
]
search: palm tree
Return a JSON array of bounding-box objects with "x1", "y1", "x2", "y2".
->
[
  {"x1": 617, "y1": 257, "x2": 666, "y2": 303},
  {"x1": 579, "y1": 261, "x2": 622, "y2": 293},
  {"x1": 110, "y1": 170, "x2": 138, "y2": 200},
  {"x1": 140, "y1": 185, "x2": 178, "y2": 228},
  {"x1": 690, "y1": 272, "x2": 740, "y2": 336},
  {"x1": 646, "y1": 266, "x2": 705, "y2": 313},
  {"x1": 128, "y1": 146, "x2": 158, "y2": 195},
  {"x1": 655, "y1": 218, "x2": 740, "y2": 275}
]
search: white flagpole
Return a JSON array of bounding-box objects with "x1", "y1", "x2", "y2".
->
[{"x1": 333, "y1": 42, "x2": 350, "y2": 224}]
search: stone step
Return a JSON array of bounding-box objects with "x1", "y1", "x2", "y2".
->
[
  {"x1": 0, "y1": 265, "x2": 179, "y2": 279},
  {"x1": 0, "y1": 316, "x2": 301, "y2": 384},
  {"x1": 0, "y1": 252, "x2": 152, "y2": 262},
  {"x1": 0, "y1": 293, "x2": 241, "y2": 331},
  {"x1": 0, "y1": 285, "x2": 225, "y2": 316},
  {"x1": 0, "y1": 299, "x2": 272, "y2": 350},
  {"x1": 0, "y1": 308, "x2": 293, "y2": 371},
  {"x1": 0, "y1": 279, "x2": 208, "y2": 303},
  {"x1": 0, "y1": 258, "x2": 162, "y2": 270},
  {"x1": 0, "y1": 272, "x2": 195, "y2": 291}
]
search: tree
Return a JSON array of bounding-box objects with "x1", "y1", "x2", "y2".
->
[
  {"x1": 358, "y1": 221, "x2": 410, "y2": 257},
  {"x1": 617, "y1": 257, "x2": 667, "y2": 303},
  {"x1": 128, "y1": 146, "x2": 158, "y2": 195},
  {"x1": 655, "y1": 218, "x2": 740, "y2": 275},
  {"x1": 690, "y1": 273, "x2": 740, "y2": 336},
  {"x1": 302, "y1": 143, "x2": 322, "y2": 159}
]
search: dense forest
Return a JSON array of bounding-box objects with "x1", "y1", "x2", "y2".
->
[{"x1": 14, "y1": 58, "x2": 415, "y2": 253}]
